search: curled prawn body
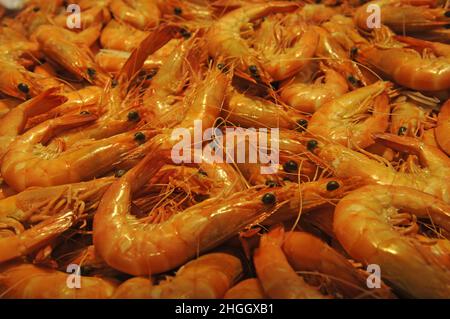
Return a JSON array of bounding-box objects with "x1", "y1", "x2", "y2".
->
[
  {"x1": 436, "y1": 99, "x2": 450, "y2": 155},
  {"x1": 1, "y1": 0, "x2": 450, "y2": 301},
  {"x1": 280, "y1": 64, "x2": 349, "y2": 114},
  {"x1": 48, "y1": 94, "x2": 138, "y2": 148},
  {"x1": 334, "y1": 185, "x2": 450, "y2": 298},
  {"x1": 207, "y1": 2, "x2": 299, "y2": 83},
  {"x1": 0, "y1": 263, "x2": 117, "y2": 299},
  {"x1": 149, "y1": 62, "x2": 231, "y2": 151},
  {"x1": 357, "y1": 37, "x2": 450, "y2": 91},
  {"x1": 254, "y1": 226, "x2": 327, "y2": 299},
  {"x1": 256, "y1": 22, "x2": 320, "y2": 81},
  {"x1": 46, "y1": 29, "x2": 178, "y2": 147},
  {"x1": 113, "y1": 253, "x2": 242, "y2": 299},
  {"x1": 224, "y1": 278, "x2": 267, "y2": 299},
  {"x1": 308, "y1": 81, "x2": 391, "y2": 149},
  {"x1": 93, "y1": 150, "x2": 266, "y2": 276},
  {"x1": 110, "y1": 0, "x2": 161, "y2": 30}
]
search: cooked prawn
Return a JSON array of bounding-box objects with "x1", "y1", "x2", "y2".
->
[
  {"x1": 0, "y1": 88, "x2": 67, "y2": 157},
  {"x1": 223, "y1": 89, "x2": 308, "y2": 130},
  {"x1": 308, "y1": 81, "x2": 391, "y2": 149},
  {"x1": 142, "y1": 36, "x2": 197, "y2": 128},
  {"x1": 280, "y1": 63, "x2": 349, "y2": 114},
  {"x1": 0, "y1": 263, "x2": 117, "y2": 299},
  {"x1": 110, "y1": 0, "x2": 160, "y2": 30},
  {"x1": 0, "y1": 177, "x2": 114, "y2": 236},
  {"x1": 27, "y1": 86, "x2": 104, "y2": 126},
  {"x1": 224, "y1": 278, "x2": 267, "y2": 299},
  {"x1": 282, "y1": 231, "x2": 395, "y2": 299},
  {"x1": 334, "y1": 185, "x2": 450, "y2": 298},
  {"x1": 33, "y1": 25, "x2": 110, "y2": 85},
  {"x1": 100, "y1": 19, "x2": 148, "y2": 51},
  {"x1": 0, "y1": 210, "x2": 78, "y2": 263},
  {"x1": 389, "y1": 95, "x2": 435, "y2": 137},
  {"x1": 315, "y1": 26, "x2": 368, "y2": 89},
  {"x1": 1, "y1": 113, "x2": 155, "y2": 191},
  {"x1": 357, "y1": 35, "x2": 450, "y2": 91},
  {"x1": 254, "y1": 226, "x2": 327, "y2": 299},
  {"x1": 93, "y1": 146, "x2": 348, "y2": 276},
  {"x1": 314, "y1": 133, "x2": 450, "y2": 202},
  {"x1": 207, "y1": 2, "x2": 298, "y2": 83},
  {"x1": 254, "y1": 18, "x2": 319, "y2": 81},
  {"x1": 113, "y1": 253, "x2": 242, "y2": 299},
  {"x1": 0, "y1": 59, "x2": 47, "y2": 100}
]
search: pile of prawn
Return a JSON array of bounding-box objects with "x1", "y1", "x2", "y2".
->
[{"x1": 0, "y1": 0, "x2": 449, "y2": 299}]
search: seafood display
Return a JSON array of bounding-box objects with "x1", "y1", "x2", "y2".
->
[{"x1": 0, "y1": 0, "x2": 449, "y2": 300}]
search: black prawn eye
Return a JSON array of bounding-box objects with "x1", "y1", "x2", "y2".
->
[
  {"x1": 326, "y1": 181, "x2": 340, "y2": 191},
  {"x1": 262, "y1": 193, "x2": 276, "y2": 205},
  {"x1": 307, "y1": 140, "x2": 318, "y2": 152},
  {"x1": 127, "y1": 111, "x2": 140, "y2": 122},
  {"x1": 134, "y1": 132, "x2": 146, "y2": 144},
  {"x1": 87, "y1": 68, "x2": 96, "y2": 78},
  {"x1": 174, "y1": 7, "x2": 182, "y2": 15},
  {"x1": 249, "y1": 65, "x2": 258, "y2": 75},
  {"x1": 283, "y1": 161, "x2": 298, "y2": 173},
  {"x1": 18, "y1": 83, "x2": 30, "y2": 94},
  {"x1": 296, "y1": 119, "x2": 308, "y2": 132}
]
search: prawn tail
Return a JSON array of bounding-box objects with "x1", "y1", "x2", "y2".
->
[{"x1": 118, "y1": 25, "x2": 180, "y2": 84}]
